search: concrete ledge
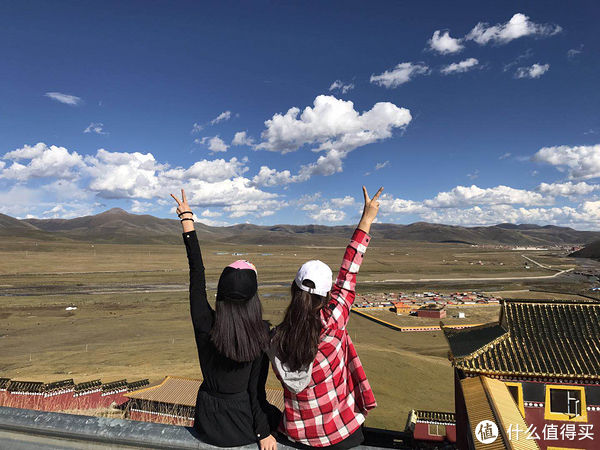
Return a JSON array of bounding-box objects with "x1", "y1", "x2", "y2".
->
[{"x1": 0, "y1": 406, "x2": 407, "y2": 449}]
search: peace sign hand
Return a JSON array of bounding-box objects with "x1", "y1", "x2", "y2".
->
[
  {"x1": 358, "y1": 185, "x2": 383, "y2": 234},
  {"x1": 170, "y1": 189, "x2": 193, "y2": 218}
]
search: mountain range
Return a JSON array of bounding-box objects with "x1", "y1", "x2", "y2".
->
[{"x1": 1, "y1": 208, "x2": 599, "y2": 246}]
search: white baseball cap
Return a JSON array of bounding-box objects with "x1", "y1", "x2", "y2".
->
[{"x1": 294, "y1": 260, "x2": 333, "y2": 297}]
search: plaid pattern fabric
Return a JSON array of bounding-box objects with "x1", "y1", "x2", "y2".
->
[{"x1": 278, "y1": 228, "x2": 377, "y2": 446}]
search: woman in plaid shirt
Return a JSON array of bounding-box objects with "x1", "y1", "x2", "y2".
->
[{"x1": 269, "y1": 186, "x2": 383, "y2": 449}]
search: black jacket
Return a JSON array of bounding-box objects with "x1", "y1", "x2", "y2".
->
[{"x1": 183, "y1": 231, "x2": 276, "y2": 446}]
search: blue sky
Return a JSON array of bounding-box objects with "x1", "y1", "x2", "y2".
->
[{"x1": 1, "y1": 1, "x2": 599, "y2": 228}]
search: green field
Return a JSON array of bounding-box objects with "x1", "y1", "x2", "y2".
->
[{"x1": 0, "y1": 235, "x2": 594, "y2": 430}]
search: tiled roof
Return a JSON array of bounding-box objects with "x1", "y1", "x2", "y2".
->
[
  {"x1": 127, "y1": 379, "x2": 150, "y2": 391},
  {"x1": 0, "y1": 378, "x2": 10, "y2": 390},
  {"x1": 443, "y1": 300, "x2": 600, "y2": 379},
  {"x1": 461, "y1": 376, "x2": 538, "y2": 450},
  {"x1": 414, "y1": 410, "x2": 455, "y2": 424},
  {"x1": 126, "y1": 375, "x2": 285, "y2": 411},
  {"x1": 75, "y1": 379, "x2": 101, "y2": 391},
  {"x1": 102, "y1": 380, "x2": 128, "y2": 391},
  {"x1": 45, "y1": 379, "x2": 75, "y2": 392},
  {"x1": 7, "y1": 380, "x2": 45, "y2": 393}
]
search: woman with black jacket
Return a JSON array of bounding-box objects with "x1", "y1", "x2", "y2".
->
[{"x1": 171, "y1": 189, "x2": 278, "y2": 450}]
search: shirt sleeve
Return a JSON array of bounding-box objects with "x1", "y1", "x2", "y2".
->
[
  {"x1": 321, "y1": 228, "x2": 370, "y2": 330},
  {"x1": 183, "y1": 231, "x2": 213, "y2": 335},
  {"x1": 247, "y1": 353, "x2": 272, "y2": 440}
]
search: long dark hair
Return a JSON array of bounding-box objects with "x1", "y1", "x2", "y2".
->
[
  {"x1": 271, "y1": 280, "x2": 329, "y2": 372},
  {"x1": 210, "y1": 293, "x2": 269, "y2": 363}
]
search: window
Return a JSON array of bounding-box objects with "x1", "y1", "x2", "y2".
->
[
  {"x1": 428, "y1": 423, "x2": 446, "y2": 436},
  {"x1": 544, "y1": 385, "x2": 587, "y2": 422},
  {"x1": 504, "y1": 382, "x2": 525, "y2": 417}
]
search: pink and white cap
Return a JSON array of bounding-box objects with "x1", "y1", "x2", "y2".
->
[
  {"x1": 228, "y1": 260, "x2": 257, "y2": 273},
  {"x1": 294, "y1": 260, "x2": 333, "y2": 297}
]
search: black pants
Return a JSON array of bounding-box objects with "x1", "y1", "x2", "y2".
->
[{"x1": 278, "y1": 426, "x2": 364, "y2": 450}]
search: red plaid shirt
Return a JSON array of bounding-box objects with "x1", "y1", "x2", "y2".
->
[{"x1": 276, "y1": 228, "x2": 377, "y2": 446}]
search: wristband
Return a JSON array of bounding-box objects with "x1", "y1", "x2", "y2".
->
[
  {"x1": 181, "y1": 218, "x2": 194, "y2": 222},
  {"x1": 178, "y1": 211, "x2": 193, "y2": 217}
]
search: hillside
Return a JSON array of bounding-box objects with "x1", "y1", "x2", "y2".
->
[
  {"x1": 11, "y1": 209, "x2": 600, "y2": 246},
  {"x1": 570, "y1": 240, "x2": 600, "y2": 260}
]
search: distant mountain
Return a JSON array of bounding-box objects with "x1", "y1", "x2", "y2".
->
[
  {"x1": 570, "y1": 240, "x2": 600, "y2": 260},
  {"x1": 8, "y1": 209, "x2": 600, "y2": 246}
]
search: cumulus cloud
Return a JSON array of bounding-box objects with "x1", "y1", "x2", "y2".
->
[
  {"x1": 308, "y1": 208, "x2": 346, "y2": 223},
  {"x1": 379, "y1": 195, "x2": 429, "y2": 215},
  {"x1": 329, "y1": 80, "x2": 354, "y2": 94},
  {"x1": 370, "y1": 62, "x2": 429, "y2": 88},
  {"x1": 44, "y1": 92, "x2": 82, "y2": 106},
  {"x1": 466, "y1": 13, "x2": 561, "y2": 45},
  {"x1": 514, "y1": 63, "x2": 550, "y2": 79},
  {"x1": 538, "y1": 181, "x2": 600, "y2": 197},
  {"x1": 201, "y1": 209, "x2": 222, "y2": 217},
  {"x1": 84, "y1": 122, "x2": 107, "y2": 134},
  {"x1": 424, "y1": 185, "x2": 551, "y2": 208},
  {"x1": 232, "y1": 131, "x2": 254, "y2": 146},
  {"x1": 532, "y1": 144, "x2": 600, "y2": 179},
  {"x1": 330, "y1": 196, "x2": 357, "y2": 208},
  {"x1": 1, "y1": 143, "x2": 86, "y2": 181},
  {"x1": 210, "y1": 111, "x2": 232, "y2": 125},
  {"x1": 197, "y1": 136, "x2": 229, "y2": 152},
  {"x1": 441, "y1": 58, "x2": 479, "y2": 75},
  {"x1": 428, "y1": 30, "x2": 464, "y2": 54},
  {"x1": 257, "y1": 95, "x2": 411, "y2": 154}
]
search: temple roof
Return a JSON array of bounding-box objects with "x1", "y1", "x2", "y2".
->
[{"x1": 442, "y1": 299, "x2": 600, "y2": 379}]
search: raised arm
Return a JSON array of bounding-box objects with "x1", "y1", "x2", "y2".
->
[
  {"x1": 322, "y1": 186, "x2": 382, "y2": 330},
  {"x1": 171, "y1": 189, "x2": 213, "y2": 335}
]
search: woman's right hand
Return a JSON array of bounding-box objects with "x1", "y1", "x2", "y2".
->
[
  {"x1": 358, "y1": 185, "x2": 383, "y2": 234},
  {"x1": 259, "y1": 434, "x2": 277, "y2": 450}
]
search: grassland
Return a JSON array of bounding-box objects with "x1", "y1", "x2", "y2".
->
[{"x1": 0, "y1": 235, "x2": 595, "y2": 430}]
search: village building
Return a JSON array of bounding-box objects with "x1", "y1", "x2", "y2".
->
[
  {"x1": 443, "y1": 299, "x2": 600, "y2": 450},
  {"x1": 417, "y1": 305, "x2": 447, "y2": 319},
  {"x1": 393, "y1": 301, "x2": 412, "y2": 315},
  {"x1": 125, "y1": 375, "x2": 285, "y2": 426},
  {"x1": 405, "y1": 409, "x2": 457, "y2": 446}
]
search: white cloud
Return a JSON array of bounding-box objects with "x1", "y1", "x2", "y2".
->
[
  {"x1": 252, "y1": 166, "x2": 295, "y2": 187},
  {"x1": 84, "y1": 122, "x2": 107, "y2": 135},
  {"x1": 379, "y1": 195, "x2": 429, "y2": 215},
  {"x1": 515, "y1": 63, "x2": 550, "y2": 79},
  {"x1": 441, "y1": 58, "x2": 479, "y2": 75},
  {"x1": 44, "y1": 92, "x2": 82, "y2": 106},
  {"x1": 257, "y1": 95, "x2": 411, "y2": 154},
  {"x1": 424, "y1": 185, "x2": 551, "y2": 208},
  {"x1": 538, "y1": 181, "x2": 600, "y2": 197},
  {"x1": 1, "y1": 143, "x2": 86, "y2": 181},
  {"x1": 567, "y1": 45, "x2": 583, "y2": 59},
  {"x1": 308, "y1": 207, "x2": 346, "y2": 223},
  {"x1": 375, "y1": 161, "x2": 390, "y2": 170},
  {"x1": 466, "y1": 13, "x2": 561, "y2": 45},
  {"x1": 499, "y1": 152, "x2": 512, "y2": 160},
  {"x1": 191, "y1": 123, "x2": 203, "y2": 134},
  {"x1": 197, "y1": 136, "x2": 229, "y2": 152},
  {"x1": 329, "y1": 80, "x2": 354, "y2": 94},
  {"x1": 210, "y1": 111, "x2": 232, "y2": 125},
  {"x1": 232, "y1": 131, "x2": 254, "y2": 146},
  {"x1": 130, "y1": 200, "x2": 154, "y2": 213},
  {"x1": 532, "y1": 144, "x2": 600, "y2": 179},
  {"x1": 330, "y1": 196, "x2": 357, "y2": 208},
  {"x1": 370, "y1": 62, "x2": 429, "y2": 88},
  {"x1": 428, "y1": 30, "x2": 464, "y2": 54},
  {"x1": 201, "y1": 209, "x2": 222, "y2": 217}
]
